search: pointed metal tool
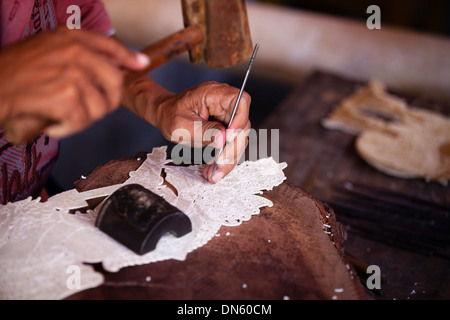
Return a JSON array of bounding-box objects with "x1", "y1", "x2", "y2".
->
[{"x1": 212, "y1": 43, "x2": 260, "y2": 179}]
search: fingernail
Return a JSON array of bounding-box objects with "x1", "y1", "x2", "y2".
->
[
  {"x1": 212, "y1": 171, "x2": 224, "y2": 183},
  {"x1": 136, "y1": 53, "x2": 150, "y2": 67}
]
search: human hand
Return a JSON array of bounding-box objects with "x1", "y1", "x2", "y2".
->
[
  {"x1": 0, "y1": 27, "x2": 150, "y2": 144},
  {"x1": 154, "y1": 81, "x2": 251, "y2": 183}
]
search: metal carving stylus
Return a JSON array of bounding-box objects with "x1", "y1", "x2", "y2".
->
[{"x1": 212, "y1": 43, "x2": 260, "y2": 179}]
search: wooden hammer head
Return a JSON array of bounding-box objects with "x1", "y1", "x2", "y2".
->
[{"x1": 182, "y1": 0, "x2": 253, "y2": 68}]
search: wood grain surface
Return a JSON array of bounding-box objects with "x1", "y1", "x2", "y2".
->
[
  {"x1": 68, "y1": 155, "x2": 368, "y2": 300},
  {"x1": 258, "y1": 71, "x2": 450, "y2": 300},
  {"x1": 68, "y1": 71, "x2": 449, "y2": 300}
]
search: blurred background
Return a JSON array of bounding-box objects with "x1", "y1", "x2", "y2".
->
[
  {"x1": 263, "y1": 0, "x2": 450, "y2": 36},
  {"x1": 47, "y1": 0, "x2": 450, "y2": 193}
]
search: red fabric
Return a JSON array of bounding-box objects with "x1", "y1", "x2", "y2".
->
[{"x1": 1, "y1": 0, "x2": 114, "y2": 46}]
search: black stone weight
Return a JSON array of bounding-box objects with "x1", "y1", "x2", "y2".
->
[{"x1": 95, "y1": 184, "x2": 192, "y2": 255}]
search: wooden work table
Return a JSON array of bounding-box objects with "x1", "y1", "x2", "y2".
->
[
  {"x1": 258, "y1": 71, "x2": 450, "y2": 300},
  {"x1": 68, "y1": 152, "x2": 369, "y2": 300},
  {"x1": 68, "y1": 71, "x2": 449, "y2": 300}
]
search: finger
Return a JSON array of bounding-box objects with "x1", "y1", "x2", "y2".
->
[
  {"x1": 23, "y1": 49, "x2": 122, "y2": 119},
  {"x1": 201, "y1": 120, "x2": 226, "y2": 149},
  {"x1": 171, "y1": 116, "x2": 227, "y2": 149},
  {"x1": 76, "y1": 74, "x2": 110, "y2": 121},
  {"x1": 219, "y1": 121, "x2": 251, "y2": 167},
  {"x1": 44, "y1": 101, "x2": 90, "y2": 137},
  {"x1": 203, "y1": 163, "x2": 218, "y2": 184},
  {"x1": 51, "y1": 64, "x2": 111, "y2": 133},
  {"x1": 206, "y1": 121, "x2": 251, "y2": 183},
  {"x1": 202, "y1": 164, "x2": 210, "y2": 181},
  {"x1": 76, "y1": 49, "x2": 125, "y2": 110},
  {"x1": 44, "y1": 96, "x2": 89, "y2": 138},
  {"x1": 201, "y1": 82, "x2": 236, "y2": 122},
  {"x1": 42, "y1": 78, "x2": 91, "y2": 138},
  {"x1": 203, "y1": 84, "x2": 251, "y2": 143},
  {"x1": 44, "y1": 120, "x2": 75, "y2": 138},
  {"x1": 68, "y1": 29, "x2": 150, "y2": 71},
  {"x1": 215, "y1": 136, "x2": 249, "y2": 183}
]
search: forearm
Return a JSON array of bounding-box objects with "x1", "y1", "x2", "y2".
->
[{"x1": 121, "y1": 74, "x2": 175, "y2": 131}]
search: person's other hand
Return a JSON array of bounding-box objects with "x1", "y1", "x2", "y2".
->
[
  {"x1": 0, "y1": 27, "x2": 150, "y2": 143},
  {"x1": 155, "y1": 81, "x2": 251, "y2": 183}
]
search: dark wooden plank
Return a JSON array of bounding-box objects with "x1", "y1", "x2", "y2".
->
[{"x1": 258, "y1": 71, "x2": 450, "y2": 300}]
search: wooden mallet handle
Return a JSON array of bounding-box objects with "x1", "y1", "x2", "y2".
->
[{"x1": 124, "y1": 26, "x2": 203, "y2": 84}]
